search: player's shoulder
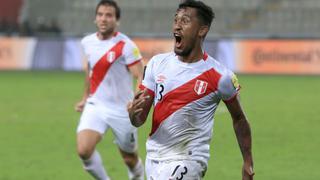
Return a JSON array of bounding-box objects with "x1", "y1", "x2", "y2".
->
[
  {"x1": 144, "y1": 52, "x2": 173, "y2": 70},
  {"x1": 206, "y1": 55, "x2": 238, "y2": 90},
  {"x1": 150, "y1": 52, "x2": 174, "y2": 63},
  {"x1": 206, "y1": 54, "x2": 233, "y2": 76},
  {"x1": 81, "y1": 32, "x2": 97, "y2": 44},
  {"x1": 116, "y1": 32, "x2": 135, "y2": 43}
]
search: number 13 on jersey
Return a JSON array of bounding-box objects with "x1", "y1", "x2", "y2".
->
[{"x1": 155, "y1": 83, "x2": 164, "y2": 101}]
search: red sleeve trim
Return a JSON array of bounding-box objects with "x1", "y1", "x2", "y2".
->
[
  {"x1": 139, "y1": 84, "x2": 155, "y2": 97},
  {"x1": 138, "y1": 84, "x2": 144, "y2": 90},
  {"x1": 127, "y1": 59, "x2": 142, "y2": 67},
  {"x1": 223, "y1": 92, "x2": 238, "y2": 104},
  {"x1": 223, "y1": 84, "x2": 241, "y2": 104}
]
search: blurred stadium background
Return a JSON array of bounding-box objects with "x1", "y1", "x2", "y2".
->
[{"x1": 0, "y1": 0, "x2": 319, "y2": 180}]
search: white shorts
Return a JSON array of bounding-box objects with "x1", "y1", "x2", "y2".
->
[
  {"x1": 145, "y1": 158, "x2": 207, "y2": 180},
  {"x1": 77, "y1": 102, "x2": 138, "y2": 153}
]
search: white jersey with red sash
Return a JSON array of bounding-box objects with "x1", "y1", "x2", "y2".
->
[
  {"x1": 81, "y1": 32, "x2": 142, "y2": 112},
  {"x1": 141, "y1": 52, "x2": 240, "y2": 166}
]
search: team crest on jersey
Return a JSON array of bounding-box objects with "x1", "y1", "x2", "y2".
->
[
  {"x1": 106, "y1": 51, "x2": 116, "y2": 63},
  {"x1": 194, "y1": 80, "x2": 208, "y2": 95}
]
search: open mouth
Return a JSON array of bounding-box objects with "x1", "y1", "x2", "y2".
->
[{"x1": 174, "y1": 33, "x2": 182, "y2": 47}]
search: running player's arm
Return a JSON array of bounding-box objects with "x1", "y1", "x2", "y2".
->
[
  {"x1": 75, "y1": 60, "x2": 90, "y2": 112},
  {"x1": 225, "y1": 96, "x2": 254, "y2": 180},
  {"x1": 219, "y1": 71, "x2": 254, "y2": 180},
  {"x1": 128, "y1": 61, "x2": 143, "y2": 92}
]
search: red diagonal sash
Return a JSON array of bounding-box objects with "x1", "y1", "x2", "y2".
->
[
  {"x1": 90, "y1": 41, "x2": 125, "y2": 94},
  {"x1": 150, "y1": 68, "x2": 221, "y2": 136}
]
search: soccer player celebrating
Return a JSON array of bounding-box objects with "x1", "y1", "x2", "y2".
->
[
  {"x1": 128, "y1": 0, "x2": 254, "y2": 179},
  {"x1": 75, "y1": 0, "x2": 144, "y2": 179}
]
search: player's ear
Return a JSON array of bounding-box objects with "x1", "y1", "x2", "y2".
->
[
  {"x1": 94, "y1": 20, "x2": 97, "y2": 24},
  {"x1": 198, "y1": 25, "x2": 209, "y2": 38}
]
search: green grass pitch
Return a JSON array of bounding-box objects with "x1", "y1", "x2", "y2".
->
[{"x1": 0, "y1": 71, "x2": 319, "y2": 180}]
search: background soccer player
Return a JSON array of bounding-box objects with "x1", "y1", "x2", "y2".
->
[
  {"x1": 75, "y1": 0, "x2": 144, "y2": 179},
  {"x1": 128, "y1": 0, "x2": 254, "y2": 179}
]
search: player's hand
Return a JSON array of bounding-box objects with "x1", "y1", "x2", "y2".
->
[
  {"x1": 127, "y1": 90, "x2": 150, "y2": 125},
  {"x1": 75, "y1": 99, "x2": 86, "y2": 112},
  {"x1": 128, "y1": 90, "x2": 149, "y2": 116},
  {"x1": 242, "y1": 161, "x2": 254, "y2": 180}
]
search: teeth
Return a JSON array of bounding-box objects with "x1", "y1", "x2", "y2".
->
[
  {"x1": 173, "y1": 33, "x2": 182, "y2": 44},
  {"x1": 174, "y1": 33, "x2": 181, "y2": 37}
]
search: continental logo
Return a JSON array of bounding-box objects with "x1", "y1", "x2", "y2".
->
[{"x1": 253, "y1": 48, "x2": 320, "y2": 65}]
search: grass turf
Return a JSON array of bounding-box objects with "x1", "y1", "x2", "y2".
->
[{"x1": 0, "y1": 71, "x2": 319, "y2": 180}]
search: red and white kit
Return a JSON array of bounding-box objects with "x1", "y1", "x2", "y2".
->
[
  {"x1": 77, "y1": 32, "x2": 142, "y2": 152},
  {"x1": 82, "y1": 32, "x2": 141, "y2": 110},
  {"x1": 141, "y1": 52, "x2": 240, "y2": 168}
]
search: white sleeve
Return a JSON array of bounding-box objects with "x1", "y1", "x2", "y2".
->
[
  {"x1": 123, "y1": 39, "x2": 142, "y2": 66},
  {"x1": 218, "y1": 69, "x2": 240, "y2": 102},
  {"x1": 80, "y1": 38, "x2": 90, "y2": 68},
  {"x1": 80, "y1": 38, "x2": 88, "y2": 56}
]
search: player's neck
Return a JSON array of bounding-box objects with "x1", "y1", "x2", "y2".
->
[
  {"x1": 97, "y1": 31, "x2": 116, "y2": 40},
  {"x1": 178, "y1": 47, "x2": 204, "y2": 63}
]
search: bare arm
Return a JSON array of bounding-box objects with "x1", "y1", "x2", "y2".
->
[
  {"x1": 75, "y1": 61, "x2": 90, "y2": 112},
  {"x1": 225, "y1": 95, "x2": 254, "y2": 180},
  {"x1": 128, "y1": 61, "x2": 143, "y2": 92}
]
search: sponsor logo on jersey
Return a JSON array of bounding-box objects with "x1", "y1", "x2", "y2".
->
[
  {"x1": 106, "y1": 51, "x2": 116, "y2": 63},
  {"x1": 156, "y1": 74, "x2": 166, "y2": 83},
  {"x1": 194, "y1": 80, "x2": 208, "y2": 95}
]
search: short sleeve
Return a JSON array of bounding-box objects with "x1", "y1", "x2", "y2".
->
[
  {"x1": 80, "y1": 38, "x2": 89, "y2": 57},
  {"x1": 80, "y1": 38, "x2": 90, "y2": 69},
  {"x1": 123, "y1": 40, "x2": 142, "y2": 66},
  {"x1": 140, "y1": 58, "x2": 156, "y2": 96},
  {"x1": 218, "y1": 70, "x2": 240, "y2": 103}
]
